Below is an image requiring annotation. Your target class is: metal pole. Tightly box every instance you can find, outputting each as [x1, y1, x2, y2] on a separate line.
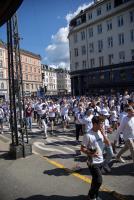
[9, 19, 18, 146]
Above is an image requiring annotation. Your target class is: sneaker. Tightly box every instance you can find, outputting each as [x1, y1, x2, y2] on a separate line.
[43, 136, 47, 139]
[116, 157, 125, 163]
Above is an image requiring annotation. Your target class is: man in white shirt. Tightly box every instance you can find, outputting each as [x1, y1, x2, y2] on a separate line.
[81, 116, 110, 200]
[116, 106, 134, 163]
[82, 109, 93, 134]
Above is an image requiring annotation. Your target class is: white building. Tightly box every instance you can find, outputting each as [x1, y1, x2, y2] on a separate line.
[0, 40, 8, 99]
[41, 64, 57, 95]
[56, 68, 71, 95]
[68, 0, 134, 95]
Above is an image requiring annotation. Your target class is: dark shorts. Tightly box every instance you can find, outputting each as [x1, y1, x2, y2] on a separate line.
[0, 118, 3, 124]
[49, 117, 55, 122]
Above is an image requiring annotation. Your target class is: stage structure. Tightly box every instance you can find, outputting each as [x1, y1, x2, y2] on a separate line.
[0, 0, 32, 158]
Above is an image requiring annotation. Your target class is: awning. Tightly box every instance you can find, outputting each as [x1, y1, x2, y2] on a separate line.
[0, 0, 23, 27]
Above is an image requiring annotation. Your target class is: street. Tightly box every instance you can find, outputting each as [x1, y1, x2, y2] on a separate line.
[0, 122, 134, 200]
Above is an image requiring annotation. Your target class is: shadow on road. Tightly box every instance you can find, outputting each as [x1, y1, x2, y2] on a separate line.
[15, 195, 86, 200]
[15, 192, 134, 200]
[0, 152, 15, 160]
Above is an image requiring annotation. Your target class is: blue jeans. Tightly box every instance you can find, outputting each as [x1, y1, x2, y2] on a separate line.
[26, 117, 32, 129]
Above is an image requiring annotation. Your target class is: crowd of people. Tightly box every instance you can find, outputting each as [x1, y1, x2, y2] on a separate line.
[0, 91, 134, 200]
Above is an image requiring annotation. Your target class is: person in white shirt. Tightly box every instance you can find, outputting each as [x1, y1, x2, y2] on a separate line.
[48, 101, 57, 135]
[81, 116, 110, 200]
[116, 106, 134, 163]
[40, 104, 48, 139]
[60, 100, 70, 131]
[82, 109, 93, 134]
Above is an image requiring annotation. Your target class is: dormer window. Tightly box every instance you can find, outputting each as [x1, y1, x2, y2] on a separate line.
[76, 18, 81, 26]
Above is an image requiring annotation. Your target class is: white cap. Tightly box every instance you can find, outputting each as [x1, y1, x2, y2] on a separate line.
[100, 109, 110, 116]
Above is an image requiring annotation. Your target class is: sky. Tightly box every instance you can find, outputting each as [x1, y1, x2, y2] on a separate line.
[0, 0, 93, 69]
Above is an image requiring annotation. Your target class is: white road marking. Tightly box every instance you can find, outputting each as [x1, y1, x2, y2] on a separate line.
[34, 142, 67, 154]
[46, 138, 78, 152]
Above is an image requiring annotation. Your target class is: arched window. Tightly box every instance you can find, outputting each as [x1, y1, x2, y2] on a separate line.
[1, 82, 4, 89]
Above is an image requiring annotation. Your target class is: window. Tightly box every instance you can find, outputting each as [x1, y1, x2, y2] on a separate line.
[98, 40, 103, 52]
[120, 70, 126, 80]
[89, 43, 94, 53]
[107, 20, 112, 31]
[0, 49, 2, 56]
[97, 7, 101, 16]
[25, 65, 28, 72]
[88, 27, 93, 38]
[74, 33, 78, 43]
[107, 36, 113, 48]
[130, 29, 134, 42]
[131, 49, 134, 60]
[1, 82, 4, 89]
[119, 51, 125, 62]
[118, 33, 124, 45]
[82, 60, 86, 69]
[90, 58, 95, 68]
[74, 48, 78, 57]
[100, 73, 104, 80]
[97, 24, 102, 34]
[81, 31, 85, 40]
[99, 56, 104, 67]
[130, 11, 134, 23]
[26, 75, 28, 80]
[117, 16, 124, 27]
[0, 60, 2, 67]
[88, 12, 92, 20]
[76, 18, 81, 26]
[81, 45, 86, 55]
[106, 2, 111, 11]
[108, 54, 113, 65]
[26, 84, 29, 89]
[0, 71, 3, 78]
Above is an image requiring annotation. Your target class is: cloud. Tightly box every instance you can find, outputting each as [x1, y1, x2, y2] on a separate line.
[44, 1, 93, 69]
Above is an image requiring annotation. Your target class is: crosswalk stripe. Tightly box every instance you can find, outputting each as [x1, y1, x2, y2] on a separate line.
[45, 138, 76, 153]
[34, 142, 67, 154]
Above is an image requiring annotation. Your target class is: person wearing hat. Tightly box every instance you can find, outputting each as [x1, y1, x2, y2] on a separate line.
[116, 106, 134, 163]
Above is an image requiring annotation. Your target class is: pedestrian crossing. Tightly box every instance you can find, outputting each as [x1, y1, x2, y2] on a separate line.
[33, 134, 82, 157]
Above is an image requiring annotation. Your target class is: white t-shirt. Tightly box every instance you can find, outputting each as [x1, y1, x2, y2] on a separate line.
[82, 115, 93, 133]
[48, 105, 56, 118]
[117, 116, 134, 141]
[82, 130, 104, 164]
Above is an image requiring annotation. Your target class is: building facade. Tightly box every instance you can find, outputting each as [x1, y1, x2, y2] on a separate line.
[0, 40, 42, 99]
[0, 40, 8, 99]
[20, 49, 42, 97]
[42, 64, 57, 95]
[68, 0, 134, 95]
[56, 68, 71, 95]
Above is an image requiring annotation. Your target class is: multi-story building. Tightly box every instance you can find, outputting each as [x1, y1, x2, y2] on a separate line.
[68, 0, 134, 95]
[20, 49, 42, 96]
[0, 40, 8, 99]
[41, 64, 57, 95]
[0, 40, 42, 98]
[56, 68, 71, 95]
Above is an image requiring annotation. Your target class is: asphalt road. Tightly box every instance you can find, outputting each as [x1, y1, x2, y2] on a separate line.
[0, 122, 134, 200]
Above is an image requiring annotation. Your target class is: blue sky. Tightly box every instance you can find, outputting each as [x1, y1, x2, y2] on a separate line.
[0, 0, 93, 69]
